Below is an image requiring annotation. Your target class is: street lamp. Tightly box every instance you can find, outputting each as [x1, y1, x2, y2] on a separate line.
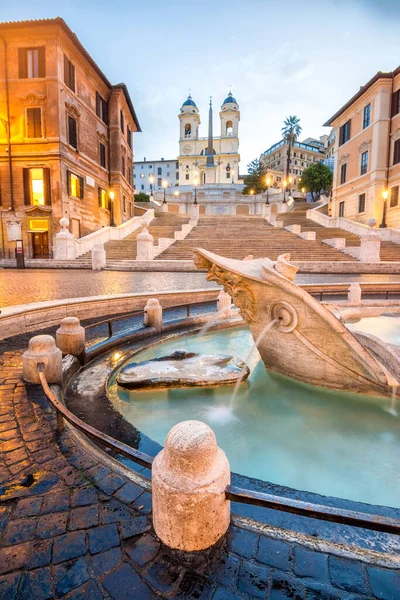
[250, 189, 254, 196]
[148, 174, 154, 199]
[109, 190, 115, 226]
[162, 180, 168, 204]
[288, 176, 293, 196]
[283, 180, 287, 203]
[380, 189, 389, 228]
[194, 177, 198, 204]
[265, 176, 271, 205]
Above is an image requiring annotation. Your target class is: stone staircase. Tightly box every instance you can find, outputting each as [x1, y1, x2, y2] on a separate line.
[75, 211, 190, 266]
[279, 202, 400, 262]
[155, 213, 354, 262]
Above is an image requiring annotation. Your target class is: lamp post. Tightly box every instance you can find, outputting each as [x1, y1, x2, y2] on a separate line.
[380, 190, 389, 228]
[109, 190, 115, 226]
[265, 176, 271, 205]
[288, 176, 293, 196]
[149, 174, 154, 199]
[162, 180, 168, 204]
[194, 177, 198, 205]
[283, 181, 287, 203]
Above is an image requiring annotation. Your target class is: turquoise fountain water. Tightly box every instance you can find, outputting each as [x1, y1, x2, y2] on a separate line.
[108, 320, 400, 509]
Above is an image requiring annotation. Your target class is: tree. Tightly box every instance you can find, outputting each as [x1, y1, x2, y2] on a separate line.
[134, 192, 150, 202]
[282, 115, 302, 179]
[242, 158, 267, 195]
[298, 163, 332, 199]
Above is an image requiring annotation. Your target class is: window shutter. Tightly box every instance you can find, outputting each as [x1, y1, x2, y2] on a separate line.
[66, 169, 71, 194]
[43, 168, 51, 205]
[96, 92, 101, 117]
[103, 99, 108, 125]
[18, 48, 27, 78]
[79, 176, 84, 199]
[68, 116, 77, 149]
[391, 91, 399, 118]
[23, 168, 31, 205]
[38, 47, 46, 77]
[64, 54, 69, 86]
[98, 187, 102, 207]
[70, 62, 75, 92]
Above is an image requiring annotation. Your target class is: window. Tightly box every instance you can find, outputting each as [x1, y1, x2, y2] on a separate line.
[127, 127, 132, 149]
[128, 166, 132, 185]
[98, 188, 108, 209]
[67, 170, 84, 199]
[226, 171, 231, 179]
[176, 162, 179, 169]
[340, 163, 347, 184]
[185, 123, 191, 137]
[64, 55, 75, 92]
[95, 92, 108, 124]
[122, 155, 125, 177]
[339, 120, 351, 146]
[157, 167, 162, 175]
[123, 195, 126, 213]
[339, 201, 345, 217]
[26, 107, 42, 138]
[23, 168, 51, 206]
[363, 104, 371, 129]
[390, 186, 399, 208]
[360, 151, 368, 175]
[176, 172, 179, 180]
[226, 120, 233, 135]
[391, 90, 400, 117]
[18, 47, 45, 78]
[120, 110, 124, 133]
[185, 174, 189, 180]
[157, 177, 162, 187]
[68, 116, 78, 149]
[141, 184, 144, 190]
[129, 202, 133, 217]
[394, 139, 400, 165]
[358, 193, 366, 213]
[99, 142, 106, 168]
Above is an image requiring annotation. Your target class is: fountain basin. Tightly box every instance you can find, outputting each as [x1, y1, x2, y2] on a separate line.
[116, 350, 249, 389]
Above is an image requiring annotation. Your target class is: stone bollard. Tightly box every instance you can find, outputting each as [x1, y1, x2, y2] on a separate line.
[152, 420, 230, 551]
[359, 235, 381, 263]
[348, 282, 362, 305]
[92, 243, 106, 270]
[136, 227, 154, 260]
[217, 290, 232, 317]
[143, 298, 163, 332]
[56, 317, 85, 356]
[22, 335, 62, 385]
[54, 218, 77, 260]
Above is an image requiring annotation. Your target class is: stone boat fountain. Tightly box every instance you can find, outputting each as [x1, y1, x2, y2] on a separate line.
[194, 249, 400, 398]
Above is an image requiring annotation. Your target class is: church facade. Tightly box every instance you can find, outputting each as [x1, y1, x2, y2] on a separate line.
[178, 93, 240, 186]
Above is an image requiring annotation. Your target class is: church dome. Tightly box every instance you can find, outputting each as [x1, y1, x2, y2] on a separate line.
[182, 94, 197, 108]
[222, 92, 238, 106]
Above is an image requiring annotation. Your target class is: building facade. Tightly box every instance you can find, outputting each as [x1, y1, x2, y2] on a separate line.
[133, 158, 179, 194]
[0, 18, 140, 259]
[325, 67, 400, 228]
[260, 137, 327, 188]
[178, 93, 240, 186]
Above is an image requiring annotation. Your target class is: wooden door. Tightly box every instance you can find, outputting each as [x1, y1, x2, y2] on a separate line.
[32, 232, 49, 258]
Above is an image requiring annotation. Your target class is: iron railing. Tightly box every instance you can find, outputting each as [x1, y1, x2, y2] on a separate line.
[37, 363, 400, 537]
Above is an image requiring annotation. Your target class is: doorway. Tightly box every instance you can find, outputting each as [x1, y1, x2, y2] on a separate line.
[32, 232, 49, 258]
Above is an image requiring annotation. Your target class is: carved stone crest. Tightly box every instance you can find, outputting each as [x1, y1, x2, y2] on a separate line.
[358, 138, 371, 152]
[21, 93, 46, 106]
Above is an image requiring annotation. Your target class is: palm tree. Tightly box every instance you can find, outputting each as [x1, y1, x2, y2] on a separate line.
[281, 115, 302, 187]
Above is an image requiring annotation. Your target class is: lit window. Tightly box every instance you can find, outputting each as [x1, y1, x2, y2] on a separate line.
[98, 188, 108, 209]
[31, 168, 45, 205]
[363, 104, 371, 129]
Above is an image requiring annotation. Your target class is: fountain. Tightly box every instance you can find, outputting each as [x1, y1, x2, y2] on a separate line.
[193, 249, 400, 398]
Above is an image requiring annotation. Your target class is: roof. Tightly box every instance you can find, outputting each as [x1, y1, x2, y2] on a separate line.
[0, 17, 141, 131]
[324, 66, 400, 126]
[223, 92, 238, 105]
[182, 94, 197, 108]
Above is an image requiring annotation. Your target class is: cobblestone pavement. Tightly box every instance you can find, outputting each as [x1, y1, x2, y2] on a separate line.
[1, 269, 400, 309]
[1, 348, 399, 599]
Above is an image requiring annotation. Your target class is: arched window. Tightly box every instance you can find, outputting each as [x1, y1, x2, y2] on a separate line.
[226, 120, 233, 135]
[185, 123, 191, 138]
[226, 164, 231, 179]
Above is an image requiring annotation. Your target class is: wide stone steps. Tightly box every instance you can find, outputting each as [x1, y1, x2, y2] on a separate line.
[75, 211, 190, 263]
[156, 216, 354, 261]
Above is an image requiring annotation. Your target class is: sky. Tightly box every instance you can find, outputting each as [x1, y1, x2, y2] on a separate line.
[2, 0, 399, 173]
